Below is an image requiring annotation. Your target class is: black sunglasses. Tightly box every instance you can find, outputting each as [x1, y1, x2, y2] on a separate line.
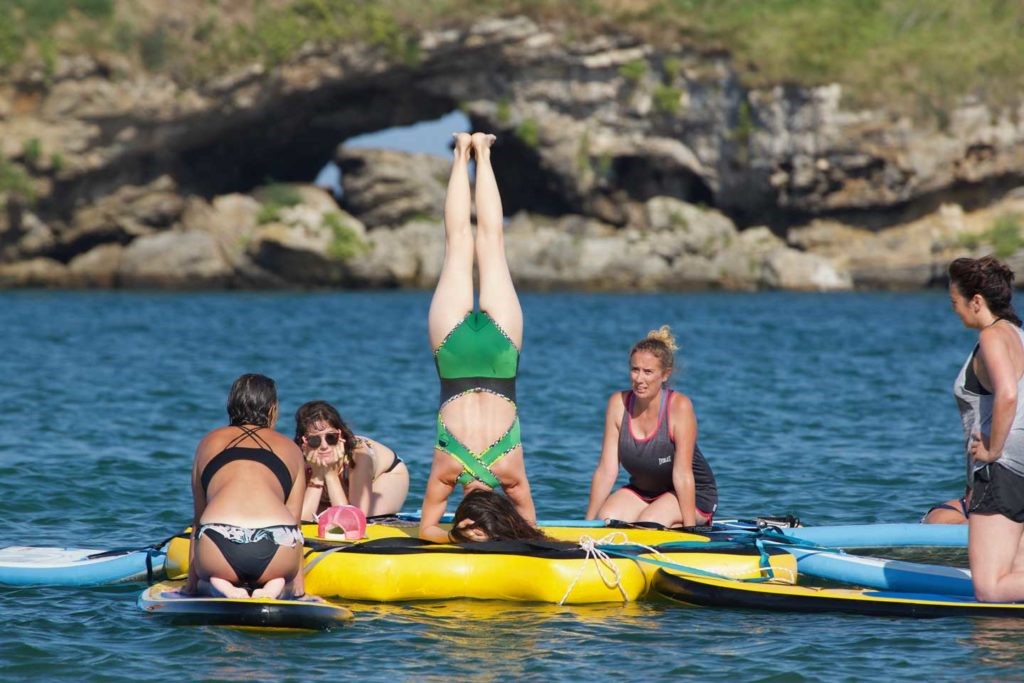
[304, 432, 341, 448]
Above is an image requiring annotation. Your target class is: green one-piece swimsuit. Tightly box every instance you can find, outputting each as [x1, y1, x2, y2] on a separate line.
[434, 311, 520, 488]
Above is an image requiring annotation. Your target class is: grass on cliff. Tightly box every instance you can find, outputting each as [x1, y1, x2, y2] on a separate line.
[960, 214, 1024, 259]
[636, 0, 1024, 117]
[0, 0, 114, 69]
[0, 157, 35, 206]
[324, 212, 368, 260]
[255, 182, 303, 224]
[2, 0, 1024, 120]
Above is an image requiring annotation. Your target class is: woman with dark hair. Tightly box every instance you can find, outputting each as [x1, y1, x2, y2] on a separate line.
[449, 490, 551, 543]
[585, 325, 717, 528]
[947, 255, 1024, 601]
[185, 374, 306, 599]
[418, 132, 536, 543]
[294, 400, 409, 520]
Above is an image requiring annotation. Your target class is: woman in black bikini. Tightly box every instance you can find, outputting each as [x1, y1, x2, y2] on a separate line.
[185, 374, 307, 599]
[295, 400, 410, 520]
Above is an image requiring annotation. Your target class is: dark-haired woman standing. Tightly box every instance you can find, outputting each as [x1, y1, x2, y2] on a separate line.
[948, 256, 1024, 602]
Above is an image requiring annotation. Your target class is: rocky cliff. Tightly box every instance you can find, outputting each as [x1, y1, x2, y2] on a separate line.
[2, 15, 1023, 290]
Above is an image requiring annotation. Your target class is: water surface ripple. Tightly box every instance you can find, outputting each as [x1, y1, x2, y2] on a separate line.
[0, 290, 1016, 680]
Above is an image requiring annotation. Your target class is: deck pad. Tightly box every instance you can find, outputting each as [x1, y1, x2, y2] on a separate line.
[138, 581, 352, 630]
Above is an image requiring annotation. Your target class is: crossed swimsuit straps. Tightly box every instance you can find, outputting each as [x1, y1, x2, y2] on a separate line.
[195, 426, 303, 589]
[434, 311, 521, 489]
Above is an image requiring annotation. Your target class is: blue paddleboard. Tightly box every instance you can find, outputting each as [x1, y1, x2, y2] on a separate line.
[777, 523, 967, 548]
[0, 546, 166, 586]
[394, 512, 969, 548]
[783, 546, 973, 596]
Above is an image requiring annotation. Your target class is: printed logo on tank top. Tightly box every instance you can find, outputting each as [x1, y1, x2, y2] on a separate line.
[658, 457, 672, 466]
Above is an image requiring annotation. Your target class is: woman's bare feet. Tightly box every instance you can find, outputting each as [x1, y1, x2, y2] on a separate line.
[452, 132, 472, 161]
[210, 576, 251, 599]
[470, 132, 496, 158]
[251, 577, 285, 599]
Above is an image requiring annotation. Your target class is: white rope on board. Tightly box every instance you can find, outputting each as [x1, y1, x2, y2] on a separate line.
[620, 536, 799, 583]
[766, 564, 796, 584]
[558, 533, 797, 605]
[559, 532, 632, 606]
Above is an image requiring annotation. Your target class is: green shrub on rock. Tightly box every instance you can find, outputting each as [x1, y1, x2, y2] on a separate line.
[619, 59, 647, 84]
[0, 157, 35, 205]
[986, 214, 1024, 258]
[515, 119, 540, 149]
[653, 85, 682, 115]
[324, 213, 368, 260]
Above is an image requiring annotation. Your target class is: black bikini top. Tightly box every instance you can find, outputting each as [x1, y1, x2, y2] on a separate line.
[965, 346, 993, 396]
[200, 426, 293, 499]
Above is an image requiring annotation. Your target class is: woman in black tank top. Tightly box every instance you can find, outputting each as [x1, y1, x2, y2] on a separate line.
[585, 326, 717, 528]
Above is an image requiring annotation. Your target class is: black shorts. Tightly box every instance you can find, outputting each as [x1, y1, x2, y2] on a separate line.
[969, 463, 1024, 523]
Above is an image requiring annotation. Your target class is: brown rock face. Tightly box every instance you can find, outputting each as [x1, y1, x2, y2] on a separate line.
[337, 147, 447, 229]
[2, 16, 1023, 290]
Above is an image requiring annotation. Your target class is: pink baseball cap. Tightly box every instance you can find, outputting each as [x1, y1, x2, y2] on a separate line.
[317, 505, 367, 540]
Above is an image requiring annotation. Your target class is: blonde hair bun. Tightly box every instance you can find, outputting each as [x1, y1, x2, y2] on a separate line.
[646, 325, 679, 353]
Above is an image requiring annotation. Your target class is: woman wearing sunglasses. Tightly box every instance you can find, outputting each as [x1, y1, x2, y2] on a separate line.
[294, 400, 409, 520]
[419, 132, 536, 543]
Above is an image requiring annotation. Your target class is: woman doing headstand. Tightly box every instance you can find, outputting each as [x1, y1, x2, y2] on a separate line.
[418, 132, 536, 543]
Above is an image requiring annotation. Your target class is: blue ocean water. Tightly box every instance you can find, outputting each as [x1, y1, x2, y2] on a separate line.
[1, 289, 1020, 680]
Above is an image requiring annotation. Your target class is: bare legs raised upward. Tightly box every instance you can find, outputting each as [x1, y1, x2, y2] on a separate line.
[419, 133, 535, 542]
[428, 133, 522, 349]
[428, 133, 475, 347]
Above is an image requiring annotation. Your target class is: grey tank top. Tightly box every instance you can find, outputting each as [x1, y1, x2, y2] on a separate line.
[955, 325, 1024, 478]
[618, 389, 718, 513]
[954, 344, 985, 485]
